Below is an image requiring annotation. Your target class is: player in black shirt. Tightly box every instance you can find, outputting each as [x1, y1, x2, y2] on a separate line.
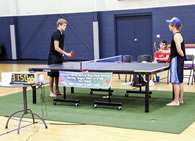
[48, 18, 72, 97]
[160, 17, 186, 106]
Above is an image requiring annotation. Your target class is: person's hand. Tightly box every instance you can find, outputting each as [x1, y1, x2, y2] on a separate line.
[158, 49, 163, 53]
[63, 52, 71, 57]
[154, 58, 158, 62]
[152, 61, 157, 63]
[66, 53, 71, 57]
[63, 51, 74, 58]
[181, 55, 185, 60]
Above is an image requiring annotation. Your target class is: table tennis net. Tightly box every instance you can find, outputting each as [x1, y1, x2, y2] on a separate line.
[84, 55, 122, 63]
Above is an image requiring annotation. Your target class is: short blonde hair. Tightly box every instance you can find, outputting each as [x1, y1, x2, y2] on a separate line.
[56, 18, 67, 26]
[170, 23, 182, 31]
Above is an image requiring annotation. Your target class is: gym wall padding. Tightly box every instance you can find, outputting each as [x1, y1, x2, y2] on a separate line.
[15, 13, 95, 60]
[0, 17, 12, 59]
[0, 5, 195, 60]
[99, 5, 195, 58]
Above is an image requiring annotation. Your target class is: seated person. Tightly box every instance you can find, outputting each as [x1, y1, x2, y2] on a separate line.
[154, 40, 170, 63]
[150, 40, 170, 86]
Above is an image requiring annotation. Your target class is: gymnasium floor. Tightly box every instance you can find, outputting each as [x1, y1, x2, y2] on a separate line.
[0, 63, 195, 141]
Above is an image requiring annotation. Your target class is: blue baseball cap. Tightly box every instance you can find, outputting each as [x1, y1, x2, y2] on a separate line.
[166, 17, 182, 27]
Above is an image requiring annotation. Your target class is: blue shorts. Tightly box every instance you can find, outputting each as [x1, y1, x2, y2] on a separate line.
[170, 56, 184, 83]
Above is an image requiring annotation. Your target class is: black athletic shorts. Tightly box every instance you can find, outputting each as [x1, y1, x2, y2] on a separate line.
[48, 54, 63, 77]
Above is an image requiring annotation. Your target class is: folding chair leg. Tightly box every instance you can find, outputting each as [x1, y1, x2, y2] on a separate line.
[188, 69, 192, 85]
[167, 70, 169, 84]
[155, 74, 157, 81]
[129, 74, 132, 82]
[192, 69, 195, 85]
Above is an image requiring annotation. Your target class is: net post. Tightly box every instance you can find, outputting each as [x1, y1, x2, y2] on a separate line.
[80, 62, 82, 71]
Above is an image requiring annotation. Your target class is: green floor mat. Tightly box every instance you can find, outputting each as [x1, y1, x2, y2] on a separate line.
[0, 87, 194, 134]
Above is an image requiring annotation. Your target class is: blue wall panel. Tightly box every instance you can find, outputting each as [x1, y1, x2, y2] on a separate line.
[152, 6, 195, 44]
[99, 9, 153, 58]
[0, 5, 195, 60]
[99, 5, 195, 58]
[15, 13, 95, 60]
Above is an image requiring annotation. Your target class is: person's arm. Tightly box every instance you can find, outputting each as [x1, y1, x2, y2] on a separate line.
[174, 34, 184, 57]
[54, 40, 71, 57]
[155, 55, 169, 61]
[158, 49, 170, 54]
[153, 51, 158, 62]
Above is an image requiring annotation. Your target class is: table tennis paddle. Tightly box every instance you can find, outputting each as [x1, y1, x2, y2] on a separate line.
[154, 42, 159, 51]
[70, 51, 74, 58]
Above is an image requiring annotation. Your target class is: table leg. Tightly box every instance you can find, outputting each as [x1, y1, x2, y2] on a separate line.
[5, 110, 24, 129]
[17, 113, 26, 134]
[71, 87, 74, 93]
[53, 86, 80, 105]
[5, 86, 48, 134]
[30, 112, 48, 129]
[23, 87, 28, 114]
[145, 73, 150, 112]
[27, 109, 35, 124]
[32, 86, 36, 104]
[64, 86, 66, 99]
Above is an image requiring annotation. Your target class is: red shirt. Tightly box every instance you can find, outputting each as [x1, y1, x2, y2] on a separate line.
[154, 48, 170, 63]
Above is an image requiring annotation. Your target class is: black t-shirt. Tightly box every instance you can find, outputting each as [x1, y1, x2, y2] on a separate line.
[49, 29, 64, 57]
[170, 32, 186, 60]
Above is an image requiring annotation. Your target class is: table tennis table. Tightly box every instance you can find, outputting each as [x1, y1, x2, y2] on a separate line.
[29, 55, 170, 112]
